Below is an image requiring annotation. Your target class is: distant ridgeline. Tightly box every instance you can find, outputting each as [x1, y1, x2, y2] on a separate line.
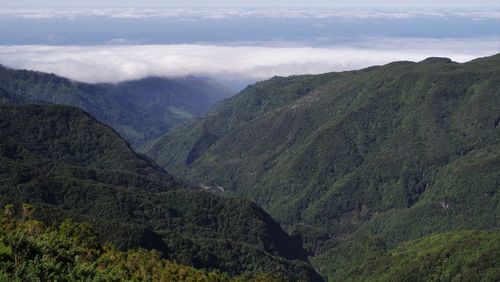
[0, 65, 233, 147]
[0, 104, 321, 281]
[144, 54, 500, 280]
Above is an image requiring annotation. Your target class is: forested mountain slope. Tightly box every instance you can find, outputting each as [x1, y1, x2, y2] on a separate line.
[0, 65, 232, 147]
[0, 104, 320, 281]
[314, 230, 500, 281]
[0, 87, 26, 105]
[145, 54, 500, 278]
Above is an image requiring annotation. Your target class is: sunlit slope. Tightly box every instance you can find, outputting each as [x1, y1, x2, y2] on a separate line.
[146, 54, 500, 240]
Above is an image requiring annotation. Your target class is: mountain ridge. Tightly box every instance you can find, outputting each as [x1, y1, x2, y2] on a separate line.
[0, 64, 233, 147]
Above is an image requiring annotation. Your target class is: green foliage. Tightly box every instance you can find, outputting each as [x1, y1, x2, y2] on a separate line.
[0, 65, 232, 147]
[0, 207, 287, 282]
[0, 105, 321, 281]
[315, 230, 500, 281]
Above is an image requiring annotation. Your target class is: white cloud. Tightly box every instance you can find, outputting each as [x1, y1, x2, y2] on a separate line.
[0, 38, 498, 85]
[0, 7, 499, 20]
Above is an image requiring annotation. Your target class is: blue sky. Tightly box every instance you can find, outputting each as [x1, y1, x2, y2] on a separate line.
[4, 0, 500, 7]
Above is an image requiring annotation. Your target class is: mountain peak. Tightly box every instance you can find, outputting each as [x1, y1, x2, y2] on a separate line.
[420, 57, 454, 64]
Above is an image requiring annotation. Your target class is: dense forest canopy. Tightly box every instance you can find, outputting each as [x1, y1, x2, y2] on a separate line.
[144, 54, 500, 279]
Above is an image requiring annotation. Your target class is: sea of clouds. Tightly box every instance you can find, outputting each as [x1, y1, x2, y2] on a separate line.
[0, 7, 498, 87]
[0, 38, 498, 86]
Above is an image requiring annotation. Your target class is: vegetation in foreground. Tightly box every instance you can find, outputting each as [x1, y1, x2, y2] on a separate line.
[0, 204, 286, 281]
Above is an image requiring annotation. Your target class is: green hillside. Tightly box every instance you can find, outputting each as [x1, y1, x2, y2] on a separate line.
[0, 104, 320, 281]
[0, 65, 232, 147]
[145, 54, 500, 276]
[314, 230, 500, 281]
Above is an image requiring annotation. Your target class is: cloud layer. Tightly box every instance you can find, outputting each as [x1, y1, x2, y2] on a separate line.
[1, 7, 499, 20]
[0, 38, 498, 85]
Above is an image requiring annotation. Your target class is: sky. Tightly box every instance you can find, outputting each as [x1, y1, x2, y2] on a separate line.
[0, 1, 499, 90]
[3, 0, 500, 7]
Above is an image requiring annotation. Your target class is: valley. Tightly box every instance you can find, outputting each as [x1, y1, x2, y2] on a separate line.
[0, 54, 499, 281]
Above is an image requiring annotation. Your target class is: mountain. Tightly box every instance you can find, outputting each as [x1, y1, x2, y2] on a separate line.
[0, 104, 321, 281]
[0, 87, 26, 104]
[144, 54, 500, 277]
[0, 65, 232, 147]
